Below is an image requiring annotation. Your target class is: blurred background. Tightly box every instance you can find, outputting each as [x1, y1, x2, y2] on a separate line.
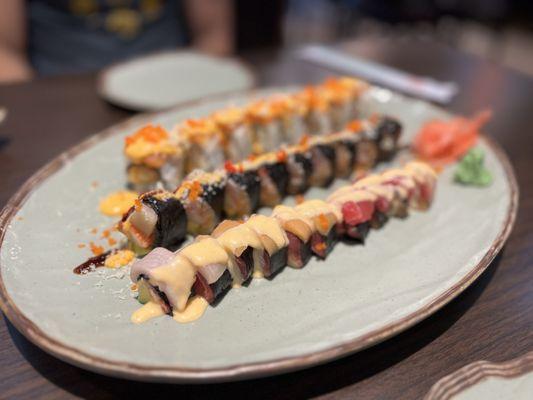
[0, 0, 532, 83]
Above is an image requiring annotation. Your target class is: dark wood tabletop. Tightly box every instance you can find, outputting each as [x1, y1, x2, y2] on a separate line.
[0, 38, 532, 399]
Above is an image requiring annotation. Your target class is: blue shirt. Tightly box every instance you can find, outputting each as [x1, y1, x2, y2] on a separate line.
[28, 0, 186, 75]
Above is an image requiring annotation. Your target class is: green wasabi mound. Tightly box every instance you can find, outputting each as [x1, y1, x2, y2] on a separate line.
[454, 148, 492, 187]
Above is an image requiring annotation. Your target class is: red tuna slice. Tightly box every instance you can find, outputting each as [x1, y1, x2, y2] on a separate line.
[341, 200, 375, 226]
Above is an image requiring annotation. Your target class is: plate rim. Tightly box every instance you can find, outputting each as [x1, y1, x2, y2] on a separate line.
[96, 49, 257, 112]
[0, 90, 519, 383]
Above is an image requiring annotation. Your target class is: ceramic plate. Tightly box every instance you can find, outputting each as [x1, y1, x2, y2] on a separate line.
[0, 87, 518, 382]
[98, 51, 255, 111]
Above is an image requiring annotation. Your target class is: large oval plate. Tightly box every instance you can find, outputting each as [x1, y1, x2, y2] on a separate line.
[0, 87, 518, 382]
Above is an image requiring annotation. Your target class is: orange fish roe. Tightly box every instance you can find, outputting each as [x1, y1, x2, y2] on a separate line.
[134, 199, 142, 212]
[276, 149, 288, 163]
[101, 229, 111, 239]
[317, 214, 330, 232]
[347, 120, 363, 132]
[130, 283, 138, 291]
[295, 195, 305, 205]
[90, 227, 98, 234]
[108, 237, 117, 246]
[247, 154, 257, 161]
[77, 244, 86, 249]
[179, 180, 203, 201]
[224, 160, 237, 173]
[125, 125, 168, 147]
[89, 242, 104, 256]
[298, 134, 310, 148]
[314, 242, 327, 252]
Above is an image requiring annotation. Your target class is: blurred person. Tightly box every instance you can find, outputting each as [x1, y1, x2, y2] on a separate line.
[0, 0, 234, 83]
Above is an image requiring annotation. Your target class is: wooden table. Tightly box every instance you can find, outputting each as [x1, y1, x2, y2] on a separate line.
[0, 38, 531, 399]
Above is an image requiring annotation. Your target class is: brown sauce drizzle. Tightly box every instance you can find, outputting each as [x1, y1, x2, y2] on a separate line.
[73, 250, 116, 275]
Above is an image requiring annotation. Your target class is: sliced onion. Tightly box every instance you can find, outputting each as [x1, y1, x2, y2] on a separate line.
[198, 263, 226, 284]
[130, 204, 157, 237]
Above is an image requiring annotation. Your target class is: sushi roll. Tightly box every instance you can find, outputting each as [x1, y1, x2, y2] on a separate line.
[212, 220, 265, 286]
[131, 248, 196, 314]
[179, 237, 233, 304]
[327, 187, 376, 241]
[325, 77, 368, 129]
[353, 175, 397, 225]
[404, 161, 437, 210]
[374, 117, 402, 162]
[270, 94, 307, 144]
[308, 136, 337, 187]
[299, 86, 332, 135]
[246, 152, 289, 208]
[211, 106, 254, 162]
[176, 118, 225, 173]
[223, 161, 261, 218]
[295, 200, 339, 258]
[246, 99, 285, 154]
[244, 214, 289, 278]
[119, 190, 188, 255]
[272, 205, 314, 268]
[124, 125, 185, 192]
[285, 143, 313, 195]
[175, 170, 226, 235]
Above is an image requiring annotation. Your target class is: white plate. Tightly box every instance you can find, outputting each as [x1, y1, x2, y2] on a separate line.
[0, 87, 518, 382]
[98, 51, 255, 111]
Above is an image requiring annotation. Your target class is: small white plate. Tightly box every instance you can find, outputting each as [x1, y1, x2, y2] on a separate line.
[0, 87, 518, 383]
[97, 51, 255, 111]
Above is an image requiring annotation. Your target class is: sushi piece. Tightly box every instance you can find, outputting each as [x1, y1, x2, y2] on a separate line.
[211, 106, 254, 162]
[176, 118, 225, 172]
[246, 100, 285, 154]
[244, 214, 289, 278]
[212, 220, 265, 286]
[131, 248, 195, 314]
[404, 161, 438, 210]
[270, 94, 307, 144]
[353, 175, 397, 225]
[322, 77, 368, 130]
[272, 205, 314, 268]
[308, 137, 337, 187]
[285, 144, 313, 195]
[180, 237, 233, 303]
[295, 200, 340, 258]
[119, 190, 187, 255]
[223, 162, 261, 218]
[176, 170, 226, 235]
[327, 187, 376, 241]
[246, 152, 289, 208]
[373, 117, 403, 162]
[299, 86, 332, 135]
[124, 125, 185, 192]
[319, 130, 359, 178]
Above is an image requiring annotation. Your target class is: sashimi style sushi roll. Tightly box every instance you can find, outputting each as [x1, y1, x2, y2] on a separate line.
[212, 220, 264, 286]
[247, 153, 289, 207]
[175, 170, 226, 235]
[295, 200, 340, 258]
[244, 214, 289, 278]
[120, 190, 188, 255]
[176, 118, 225, 172]
[327, 187, 376, 241]
[223, 162, 261, 218]
[272, 205, 314, 268]
[353, 175, 397, 226]
[124, 125, 186, 192]
[211, 106, 254, 162]
[246, 100, 284, 154]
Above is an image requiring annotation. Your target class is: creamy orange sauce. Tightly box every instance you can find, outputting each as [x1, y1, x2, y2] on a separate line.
[99, 191, 138, 217]
[104, 250, 135, 268]
[172, 296, 209, 323]
[131, 301, 165, 324]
